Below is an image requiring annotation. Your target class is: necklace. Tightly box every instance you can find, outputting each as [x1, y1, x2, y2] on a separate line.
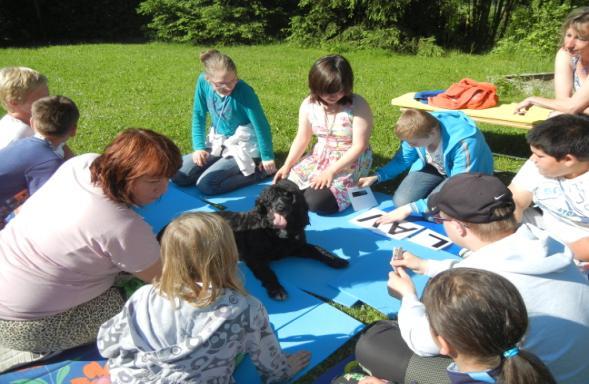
[323, 105, 339, 134]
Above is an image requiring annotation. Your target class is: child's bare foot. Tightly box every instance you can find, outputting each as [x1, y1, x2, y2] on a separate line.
[287, 350, 312, 377]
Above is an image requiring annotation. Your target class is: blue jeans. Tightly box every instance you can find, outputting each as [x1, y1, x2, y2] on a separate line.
[172, 153, 267, 195]
[392, 164, 447, 207]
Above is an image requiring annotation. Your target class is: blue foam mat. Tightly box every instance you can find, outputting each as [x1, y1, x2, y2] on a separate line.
[234, 302, 363, 383]
[137, 182, 461, 311]
[237, 263, 366, 382]
[0, 263, 363, 384]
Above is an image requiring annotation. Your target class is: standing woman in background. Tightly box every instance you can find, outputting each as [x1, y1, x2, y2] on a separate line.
[515, 7, 589, 116]
[273, 54, 372, 214]
[173, 49, 277, 195]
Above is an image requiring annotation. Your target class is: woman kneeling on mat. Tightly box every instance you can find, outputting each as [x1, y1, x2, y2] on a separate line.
[0, 128, 181, 373]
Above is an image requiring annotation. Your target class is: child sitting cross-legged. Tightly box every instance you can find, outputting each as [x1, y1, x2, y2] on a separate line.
[97, 212, 311, 384]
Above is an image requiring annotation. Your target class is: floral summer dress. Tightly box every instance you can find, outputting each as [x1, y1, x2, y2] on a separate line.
[288, 96, 372, 211]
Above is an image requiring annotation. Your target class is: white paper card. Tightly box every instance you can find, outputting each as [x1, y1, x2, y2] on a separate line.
[378, 221, 425, 240]
[351, 208, 386, 230]
[409, 228, 452, 250]
[347, 187, 378, 211]
[351, 209, 425, 240]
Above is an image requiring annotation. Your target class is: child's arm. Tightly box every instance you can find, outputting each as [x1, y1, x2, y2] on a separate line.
[388, 265, 440, 356]
[374, 141, 419, 184]
[246, 300, 290, 382]
[191, 74, 210, 152]
[273, 98, 314, 183]
[241, 85, 275, 164]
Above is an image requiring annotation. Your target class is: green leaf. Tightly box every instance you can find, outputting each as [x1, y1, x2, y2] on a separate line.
[55, 365, 71, 384]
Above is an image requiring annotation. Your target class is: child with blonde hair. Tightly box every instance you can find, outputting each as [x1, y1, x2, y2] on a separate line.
[173, 49, 277, 195]
[98, 212, 311, 383]
[0, 67, 49, 149]
[358, 108, 492, 224]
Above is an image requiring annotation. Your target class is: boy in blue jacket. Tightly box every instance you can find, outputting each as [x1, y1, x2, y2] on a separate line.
[359, 108, 493, 224]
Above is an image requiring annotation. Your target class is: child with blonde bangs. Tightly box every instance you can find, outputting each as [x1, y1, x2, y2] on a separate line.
[0, 67, 49, 149]
[98, 212, 311, 384]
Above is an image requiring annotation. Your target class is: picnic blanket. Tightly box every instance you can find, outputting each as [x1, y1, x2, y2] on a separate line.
[391, 92, 552, 129]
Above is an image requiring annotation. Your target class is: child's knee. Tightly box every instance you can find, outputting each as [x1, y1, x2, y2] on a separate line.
[392, 191, 413, 208]
[171, 171, 194, 187]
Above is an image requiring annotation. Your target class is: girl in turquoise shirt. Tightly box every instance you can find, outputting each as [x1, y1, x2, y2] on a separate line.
[173, 49, 276, 195]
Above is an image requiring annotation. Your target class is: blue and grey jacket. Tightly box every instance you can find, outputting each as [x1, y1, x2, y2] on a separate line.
[375, 111, 493, 214]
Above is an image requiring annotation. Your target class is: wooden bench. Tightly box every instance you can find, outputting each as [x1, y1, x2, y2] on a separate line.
[391, 92, 552, 129]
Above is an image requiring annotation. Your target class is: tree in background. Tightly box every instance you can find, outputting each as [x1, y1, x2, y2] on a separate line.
[0, 0, 585, 54]
[494, 0, 585, 56]
[137, 0, 297, 45]
[287, 0, 411, 51]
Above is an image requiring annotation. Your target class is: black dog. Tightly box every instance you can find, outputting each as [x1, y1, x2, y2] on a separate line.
[216, 179, 349, 300]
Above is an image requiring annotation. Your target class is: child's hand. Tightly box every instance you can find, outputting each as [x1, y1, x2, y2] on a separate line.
[192, 150, 209, 167]
[391, 250, 427, 275]
[375, 204, 412, 225]
[358, 175, 378, 188]
[310, 170, 334, 189]
[387, 266, 417, 300]
[286, 350, 312, 377]
[359, 376, 390, 384]
[260, 160, 277, 175]
[272, 166, 291, 184]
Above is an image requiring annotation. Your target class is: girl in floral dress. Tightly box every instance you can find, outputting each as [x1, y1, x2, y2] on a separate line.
[273, 54, 373, 214]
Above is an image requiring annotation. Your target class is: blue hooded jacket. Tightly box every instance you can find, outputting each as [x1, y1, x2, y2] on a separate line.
[375, 111, 493, 213]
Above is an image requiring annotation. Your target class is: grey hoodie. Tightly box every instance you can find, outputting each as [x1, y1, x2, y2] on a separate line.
[97, 286, 289, 384]
[399, 224, 589, 384]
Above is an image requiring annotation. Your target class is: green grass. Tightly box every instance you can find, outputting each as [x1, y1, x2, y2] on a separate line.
[0, 43, 554, 382]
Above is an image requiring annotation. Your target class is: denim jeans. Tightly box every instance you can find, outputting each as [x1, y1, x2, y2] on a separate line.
[172, 153, 267, 195]
[392, 164, 447, 207]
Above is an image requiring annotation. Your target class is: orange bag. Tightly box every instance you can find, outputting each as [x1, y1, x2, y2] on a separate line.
[428, 78, 498, 110]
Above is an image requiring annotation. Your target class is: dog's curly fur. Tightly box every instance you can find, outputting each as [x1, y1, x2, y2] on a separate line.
[216, 179, 349, 300]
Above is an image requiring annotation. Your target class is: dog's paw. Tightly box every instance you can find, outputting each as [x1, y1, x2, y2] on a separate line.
[315, 245, 349, 269]
[268, 286, 288, 301]
[328, 256, 349, 269]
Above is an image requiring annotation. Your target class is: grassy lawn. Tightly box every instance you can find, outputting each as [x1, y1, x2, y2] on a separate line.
[0, 43, 553, 382]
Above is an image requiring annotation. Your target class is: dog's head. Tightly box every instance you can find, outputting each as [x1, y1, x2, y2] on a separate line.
[255, 179, 309, 230]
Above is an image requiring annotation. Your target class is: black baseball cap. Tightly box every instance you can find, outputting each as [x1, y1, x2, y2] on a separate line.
[427, 173, 515, 223]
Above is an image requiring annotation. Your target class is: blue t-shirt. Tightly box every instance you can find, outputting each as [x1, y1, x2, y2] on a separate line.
[0, 136, 64, 219]
[447, 362, 499, 383]
[191, 73, 274, 161]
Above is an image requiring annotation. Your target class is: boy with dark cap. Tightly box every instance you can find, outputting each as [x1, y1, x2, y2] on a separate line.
[353, 173, 589, 384]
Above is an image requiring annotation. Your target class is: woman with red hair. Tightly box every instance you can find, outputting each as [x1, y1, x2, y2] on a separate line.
[0, 128, 181, 372]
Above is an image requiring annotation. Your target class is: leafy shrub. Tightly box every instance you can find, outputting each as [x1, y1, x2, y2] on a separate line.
[287, 0, 410, 50]
[493, 0, 573, 56]
[415, 36, 445, 57]
[138, 0, 295, 45]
